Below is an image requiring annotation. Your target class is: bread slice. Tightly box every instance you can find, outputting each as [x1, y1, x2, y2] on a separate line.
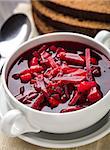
[32, 1, 110, 37]
[47, 0, 110, 14]
[40, 0, 110, 22]
[32, 10, 57, 34]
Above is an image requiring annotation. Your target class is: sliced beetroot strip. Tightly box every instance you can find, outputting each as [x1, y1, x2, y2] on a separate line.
[20, 73, 32, 83]
[49, 45, 57, 52]
[18, 95, 27, 102]
[35, 75, 49, 97]
[81, 55, 97, 65]
[69, 91, 81, 106]
[30, 65, 44, 73]
[47, 81, 61, 89]
[52, 76, 86, 84]
[85, 48, 94, 81]
[61, 67, 77, 74]
[31, 94, 44, 110]
[85, 48, 91, 73]
[60, 105, 83, 113]
[77, 81, 97, 93]
[44, 67, 60, 78]
[40, 80, 49, 97]
[64, 85, 69, 99]
[29, 57, 38, 66]
[59, 52, 85, 66]
[87, 87, 103, 103]
[56, 47, 66, 53]
[47, 56, 58, 68]
[20, 69, 31, 75]
[63, 69, 87, 77]
[37, 45, 48, 54]
[48, 97, 60, 108]
[12, 73, 20, 80]
[27, 92, 38, 100]
[41, 51, 50, 59]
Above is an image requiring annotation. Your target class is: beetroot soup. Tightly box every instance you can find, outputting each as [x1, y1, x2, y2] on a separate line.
[7, 41, 110, 113]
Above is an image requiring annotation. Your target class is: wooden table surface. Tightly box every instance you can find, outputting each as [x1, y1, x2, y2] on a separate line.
[0, 1, 110, 150]
[0, 132, 110, 150]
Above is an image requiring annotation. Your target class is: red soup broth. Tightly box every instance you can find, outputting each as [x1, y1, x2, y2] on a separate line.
[7, 41, 110, 113]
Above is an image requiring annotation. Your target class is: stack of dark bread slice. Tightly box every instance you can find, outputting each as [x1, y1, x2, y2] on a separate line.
[31, 0, 110, 37]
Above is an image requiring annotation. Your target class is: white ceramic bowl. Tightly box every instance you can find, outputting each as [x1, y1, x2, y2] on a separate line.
[1, 31, 110, 137]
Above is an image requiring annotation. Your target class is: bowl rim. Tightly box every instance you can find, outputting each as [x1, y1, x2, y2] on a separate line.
[2, 32, 110, 116]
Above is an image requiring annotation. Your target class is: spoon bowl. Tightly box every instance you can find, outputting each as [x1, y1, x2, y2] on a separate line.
[0, 13, 31, 73]
[0, 14, 31, 42]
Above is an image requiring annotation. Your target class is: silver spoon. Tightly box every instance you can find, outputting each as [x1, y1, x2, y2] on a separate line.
[0, 13, 31, 73]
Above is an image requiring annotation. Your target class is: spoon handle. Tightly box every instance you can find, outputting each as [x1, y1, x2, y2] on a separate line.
[0, 57, 5, 74]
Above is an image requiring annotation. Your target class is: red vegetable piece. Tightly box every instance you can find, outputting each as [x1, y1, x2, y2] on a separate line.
[58, 52, 85, 65]
[30, 79, 36, 84]
[20, 69, 31, 75]
[40, 60, 50, 68]
[22, 96, 31, 104]
[56, 47, 66, 53]
[60, 94, 68, 103]
[18, 95, 27, 103]
[44, 67, 60, 78]
[85, 48, 91, 72]
[47, 88, 54, 95]
[32, 51, 39, 57]
[71, 69, 87, 76]
[12, 73, 20, 80]
[23, 99, 31, 104]
[87, 87, 102, 102]
[34, 84, 41, 93]
[91, 66, 101, 77]
[18, 95, 32, 104]
[44, 77, 50, 84]
[27, 92, 38, 100]
[35, 74, 49, 97]
[29, 57, 38, 66]
[20, 73, 32, 83]
[77, 81, 96, 92]
[90, 57, 97, 65]
[20, 86, 25, 95]
[47, 56, 58, 68]
[47, 81, 61, 89]
[78, 93, 87, 104]
[55, 86, 64, 95]
[81, 56, 97, 65]
[63, 69, 87, 77]
[47, 81, 62, 96]
[52, 76, 86, 84]
[41, 51, 50, 59]
[31, 94, 44, 110]
[38, 45, 48, 54]
[60, 106, 83, 113]
[85, 48, 94, 81]
[52, 94, 60, 100]
[49, 45, 57, 52]
[69, 91, 81, 106]
[48, 97, 60, 108]
[57, 52, 66, 59]
[40, 80, 48, 97]
[64, 85, 69, 99]
[62, 67, 77, 74]
[30, 65, 44, 73]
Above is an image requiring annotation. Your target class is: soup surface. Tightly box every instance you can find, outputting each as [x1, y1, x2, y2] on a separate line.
[7, 41, 110, 113]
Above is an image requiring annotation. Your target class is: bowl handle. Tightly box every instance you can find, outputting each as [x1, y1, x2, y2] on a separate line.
[0, 109, 40, 137]
[94, 30, 110, 48]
